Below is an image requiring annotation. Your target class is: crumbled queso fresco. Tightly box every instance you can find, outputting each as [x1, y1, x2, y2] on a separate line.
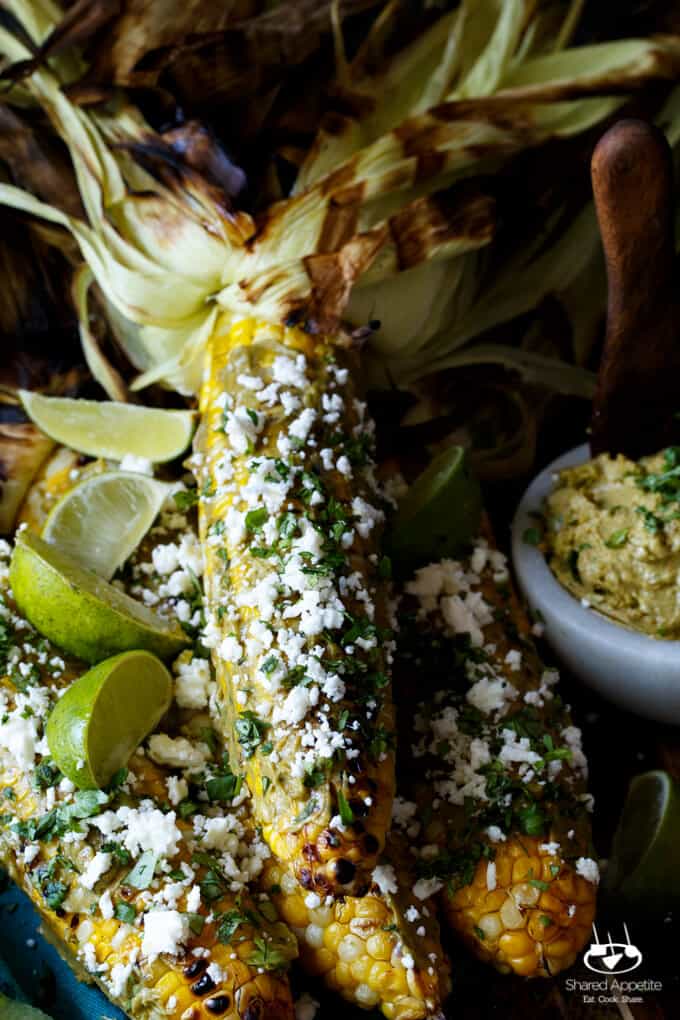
[0, 508, 291, 1001]
[194, 341, 395, 847]
[388, 540, 599, 904]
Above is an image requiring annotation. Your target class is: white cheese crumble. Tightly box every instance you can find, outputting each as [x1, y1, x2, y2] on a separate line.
[147, 735, 209, 769]
[142, 910, 190, 960]
[116, 804, 182, 859]
[119, 454, 153, 475]
[575, 857, 600, 884]
[173, 652, 212, 709]
[80, 852, 113, 890]
[372, 864, 398, 896]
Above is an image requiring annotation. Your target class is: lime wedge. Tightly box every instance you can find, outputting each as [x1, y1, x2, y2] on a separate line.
[0, 997, 54, 1020]
[18, 391, 195, 463]
[604, 770, 680, 915]
[46, 650, 172, 789]
[387, 445, 482, 576]
[42, 471, 171, 580]
[10, 531, 188, 663]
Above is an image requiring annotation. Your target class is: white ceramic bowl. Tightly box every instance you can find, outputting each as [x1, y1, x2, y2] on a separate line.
[512, 443, 680, 724]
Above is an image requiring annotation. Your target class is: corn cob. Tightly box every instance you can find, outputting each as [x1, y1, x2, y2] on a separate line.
[195, 317, 396, 898]
[0, 532, 297, 1020]
[262, 832, 450, 1020]
[394, 527, 597, 978]
[15, 446, 86, 532]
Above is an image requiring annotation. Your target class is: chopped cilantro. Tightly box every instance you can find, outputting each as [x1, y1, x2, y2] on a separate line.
[42, 879, 68, 911]
[186, 912, 205, 935]
[34, 761, 61, 790]
[303, 763, 327, 789]
[337, 789, 355, 826]
[114, 902, 137, 924]
[517, 803, 546, 837]
[245, 508, 268, 532]
[173, 488, 199, 510]
[0, 618, 13, 674]
[636, 506, 664, 532]
[247, 937, 289, 971]
[217, 907, 252, 943]
[101, 842, 131, 866]
[106, 767, 128, 791]
[178, 799, 199, 819]
[604, 529, 628, 549]
[235, 712, 269, 759]
[206, 764, 243, 803]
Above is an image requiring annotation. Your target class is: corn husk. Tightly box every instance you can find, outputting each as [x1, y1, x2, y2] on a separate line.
[0, 0, 679, 406]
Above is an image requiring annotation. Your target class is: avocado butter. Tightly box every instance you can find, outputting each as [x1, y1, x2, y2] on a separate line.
[544, 447, 680, 638]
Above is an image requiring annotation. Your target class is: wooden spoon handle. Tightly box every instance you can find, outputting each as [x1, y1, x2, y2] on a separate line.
[590, 118, 679, 459]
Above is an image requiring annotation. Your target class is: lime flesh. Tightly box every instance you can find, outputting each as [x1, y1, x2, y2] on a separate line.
[604, 770, 680, 915]
[19, 391, 195, 463]
[387, 445, 482, 576]
[42, 471, 171, 580]
[46, 650, 172, 789]
[10, 531, 188, 663]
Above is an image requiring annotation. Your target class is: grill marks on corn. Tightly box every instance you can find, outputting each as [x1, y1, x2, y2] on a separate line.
[392, 533, 598, 978]
[263, 854, 450, 1020]
[195, 320, 395, 895]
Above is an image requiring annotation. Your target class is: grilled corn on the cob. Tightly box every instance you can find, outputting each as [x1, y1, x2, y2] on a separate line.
[0, 522, 297, 1020]
[195, 318, 396, 898]
[262, 833, 450, 1020]
[394, 529, 597, 978]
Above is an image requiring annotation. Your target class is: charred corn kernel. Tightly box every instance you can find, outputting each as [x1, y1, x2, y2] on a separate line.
[17, 448, 107, 531]
[395, 524, 598, 979]
[195, 318, 395, 896]
[0, 543, 295, 1020]
[262, 854, 450, 1019]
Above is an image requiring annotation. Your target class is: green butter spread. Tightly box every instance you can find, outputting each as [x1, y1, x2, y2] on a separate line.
[545, 448, 680, 638]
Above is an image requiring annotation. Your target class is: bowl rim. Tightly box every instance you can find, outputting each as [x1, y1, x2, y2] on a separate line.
[511, 442, 680, 662]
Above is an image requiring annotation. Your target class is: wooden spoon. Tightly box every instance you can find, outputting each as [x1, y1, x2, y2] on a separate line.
[590, 118, 680, 459]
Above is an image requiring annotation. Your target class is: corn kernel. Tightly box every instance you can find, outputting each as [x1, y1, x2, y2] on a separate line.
[499, 930, 534, 957]
[499, 898, 526, 930]
[366, 932, 392, 961]
[338, 934, 364, 963]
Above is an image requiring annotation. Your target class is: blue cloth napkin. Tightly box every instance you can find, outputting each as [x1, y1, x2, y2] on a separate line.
[0, 877, 126, 1020]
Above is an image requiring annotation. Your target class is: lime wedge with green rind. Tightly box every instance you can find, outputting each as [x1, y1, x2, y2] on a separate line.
[10, 531, 188, 663]
[42, 471, 171, 580]
[0, 997, 54, 1020]
[604, 770, 680, 915]
[387, 445, 482, 576]
[46, 650, 172, 789]
[19, 391, 195, 463]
